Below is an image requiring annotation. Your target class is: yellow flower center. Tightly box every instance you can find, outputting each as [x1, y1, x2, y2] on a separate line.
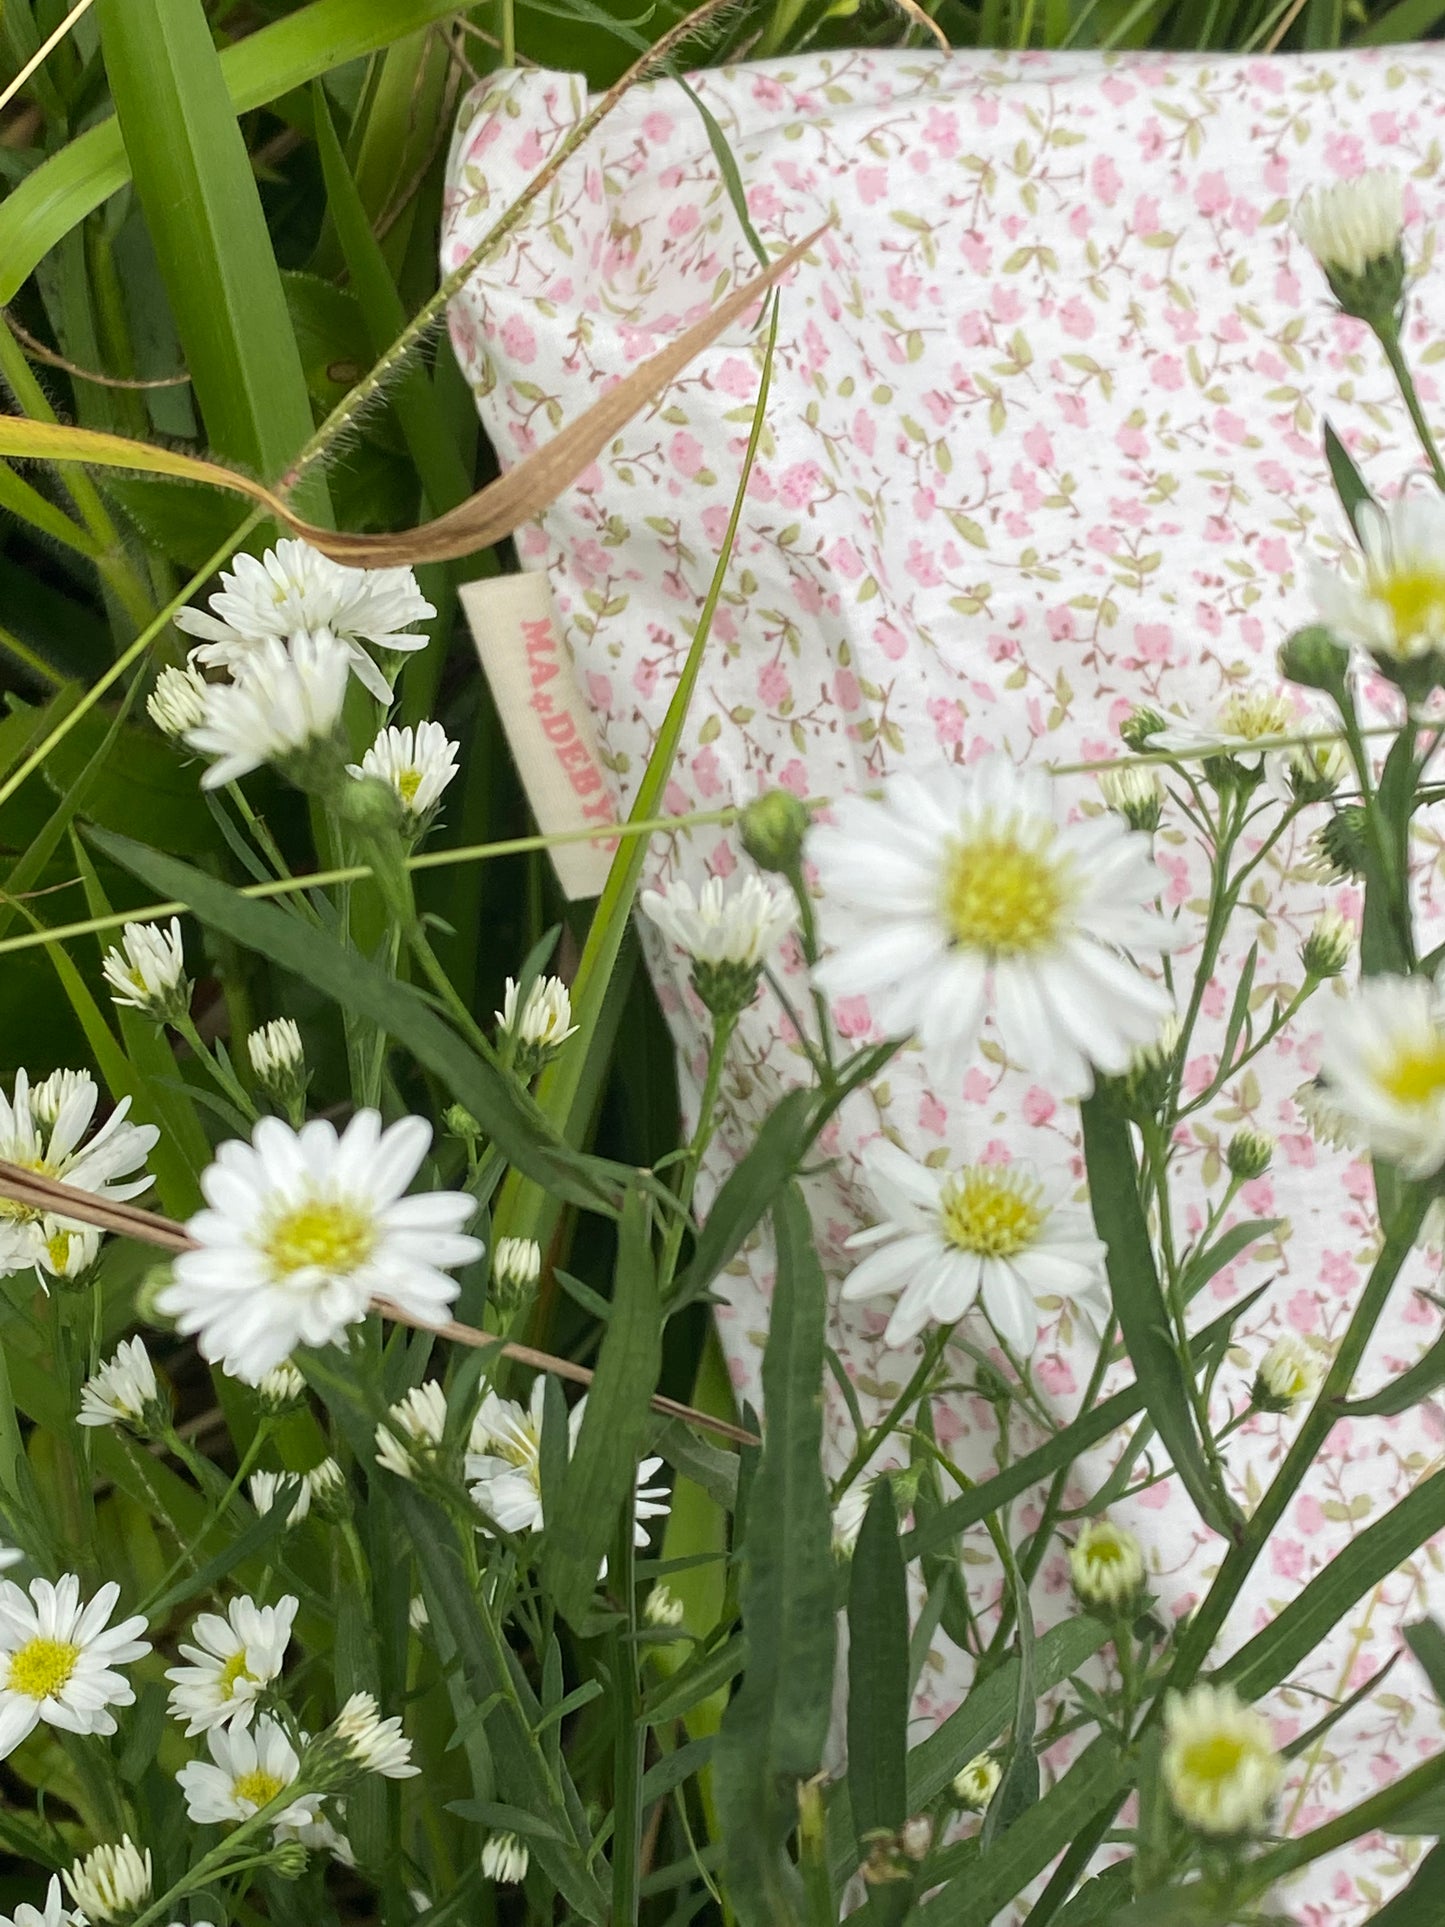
[232, 1768, 285, 1809]
[939, 1167, 1046, 1257]
[1377, 1036, 1445, 1107]
[940, 829, 1071, 956]
[8, 1637, 80, 1701]
[1375, 565, 1445, 644]
[217, 1650, 254, 1700]
[1216, 690, 1293, 742]
[396, 768, 423, 806]
[1085, 1537, 1128, 1569]
[263, 1199, 375, 1279]
[0, 1156, 54, 1224]
[1178, 1734, 1248, 1787]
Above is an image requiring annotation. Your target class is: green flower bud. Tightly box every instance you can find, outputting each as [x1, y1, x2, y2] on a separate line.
[1119, 706, 1165, 752]
[1277, 625, 1351, 699]
[1301, 911, 1352, 980]
[740, 789, 811, 874]
[1309, 805, 1369, 882]
[1225, 1127, 1274, 1182]
[443, 1103, 483, 1141]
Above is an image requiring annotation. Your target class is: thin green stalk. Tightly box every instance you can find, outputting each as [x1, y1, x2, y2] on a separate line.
[1378, 322, 1445, 491]
[658, 1009, 738, 1288]
[609, 1509, 643, 1927]
[834, 1323, 952, 1498]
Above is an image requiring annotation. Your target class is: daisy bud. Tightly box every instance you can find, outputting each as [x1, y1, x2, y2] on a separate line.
[898, 1815, 933, 1862]
[481, 1833, 529, 1885]
[322, 1690, 419, 1784]
[246, 1019, 306, 1107]
[640, 874, 797, 1021]
[1119, 705, 1165, 751]
[831, 1479, 872, 1561]
[250, 1470, 310, 1525]
[740, 788, 811, 874]
[77, 1338, 169, 1439]
[643, 1584, 686, 1629]
[1225, 1127, 1274, 1182]
[496, 975, 578, 1079]
[1253, 1334, 1321, 1414]
[951, 1753, 1001, 1813]
[1283, 734, 1346, 805]
[101, 918, 190, 1026]
[443, 1103, 482, 1141]
[408, 1594, 429, 1633]
[29, 1068, 91, 1129]
[65, 1836, 152, 1921]
[1068, 1517, 1146, 1612]
[1301, 911, 1352, 981]
[1277, 624, 1351, 701]
[1097, 762, 1164, 834]
[269, 1841, 311, 1881]
[1294, 1078, 1357, 1152]
[490, 1236, 541, 1314]
[1294, 168, 1406, 325]
[374, 1382, 447, 1482]
[256, 1361, 306, 1416]
[1306, 805, 1369, 883]
[1162, 1682, 1283, 1835]
[305, 1457, 349, 1522]
[148, 659, 209, 740]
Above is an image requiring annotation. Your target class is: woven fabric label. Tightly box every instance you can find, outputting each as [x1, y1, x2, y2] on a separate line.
[460, 572, 617, 900]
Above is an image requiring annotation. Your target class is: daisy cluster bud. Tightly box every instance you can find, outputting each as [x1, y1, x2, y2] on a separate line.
[481, 1833, 529, 1884]
[147, 658, 208, 739]
[305, 1456, 349, 1524]
[1277, 624, 1351, 701]
[1068, 1517, 1146, 1613]
[1284, 735, 1346, 805]
[307, 1691, 419, 1791]
[101, 918, 191, 1027]
[1119, 705, 1165, 752]
[247, 1018, 306, 1109]
[951, 1753, 1002, 1814]
[1309, 805, 1369, 882]
[256, 1361, 306, 1416]
[1252, 1334, 1321, 1414]
[1120, 1013, 1180, 1120]
[1301, 911, 1353, 981]
[1225, 1127, 1274, 1182]
[643, 1583, 686, 1629]
[65, 1836, 152, 1921]
[270, 1840, 312, 1881]
[1097, 762, 1164, 834]
[490, 1236, 542, 1315]
[740, 788, 811, 875]
[496, 975, 578, 1080]
[1294, 169, 1406, 328]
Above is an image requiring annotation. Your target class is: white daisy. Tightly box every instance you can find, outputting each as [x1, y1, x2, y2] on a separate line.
[35, 1219, 101, 1285]
[840, 1139, 1108, 1353]
[1162, 1684, 1283, 1836]
[101, 918, 189, 1022]
[1294, 168, 1404, 283]
[347, 723, 459, 822]
[249, 1472, 309, 1525]
[78, 1337, 164, 1434]
[1312, 492, 1445, 666]
[157, 1111, 483, 1383]
[175, 539, 434, 705]
[176, 1713, 323, 1835]
[465, 1379, 669, 1546]
[165, 1593, 297, 1735]
[147, 659, 209, 740]
[247, 1018, 305, 1098]
[29, 1071, 91, 1130]
[182, 631, 351, 791]
[1068, 1518, 1145, 1610]
[808, 758, 1177, 1097]
[496, 975, 578, 1075]
[1254, 1335, 1321, 1413]
[374, 1381, 448, 1481]
[1318, 971, 1445, 1178]
[640, 874, 797, 970]
[0, 1070, 156, 1280]
[0, 1878, 84, 1927]
[64, 1836, 151, 1921]
[330, 1691, 419, 1779]
[0, 1574, 150, 1755]
[1151, 687, 1298, 776]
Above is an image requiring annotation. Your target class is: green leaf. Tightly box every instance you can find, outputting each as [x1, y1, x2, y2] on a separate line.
[1344, 1325, 1445, 1417]
[1224, 1464, 1445, 1700]
[979, 1551, 1039, 1851]
[1323, 419, 1376, 544]
[1177, 1220, 1282, 1306]
[903, 1290, 1266, 1562]
[1367, 1845, 1445, 1921]
[1081, 1085, 1242, 1542]
[88, 827, 627, 1215]
[94, 0, 322, 506]
[540, 1185, 664, 1630]
[1404, 1619, 1445, 1707]
[847, 1481, 908, 1847]
[0, 0, 477, 308]
[674, 1088, 816, 1307]
[714, 1182, 835, 1927]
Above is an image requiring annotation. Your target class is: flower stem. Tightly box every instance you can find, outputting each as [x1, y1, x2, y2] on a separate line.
[1377, 321, 1445, 492]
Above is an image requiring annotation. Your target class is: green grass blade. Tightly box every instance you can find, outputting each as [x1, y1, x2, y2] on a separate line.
[713, 1181, 834, 1927]
[94, 0, 322, 506]
[0, 0, 475, 307]
[847, 1481, 909, 1848]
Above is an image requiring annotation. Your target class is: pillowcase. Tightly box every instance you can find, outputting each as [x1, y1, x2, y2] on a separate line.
[443, 49, 1445, 1916]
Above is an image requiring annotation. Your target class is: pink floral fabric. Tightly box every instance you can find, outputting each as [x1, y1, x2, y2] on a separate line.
[443, 51, 1445, 1915]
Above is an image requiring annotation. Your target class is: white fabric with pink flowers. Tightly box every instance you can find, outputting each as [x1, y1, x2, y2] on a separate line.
[443, 49, 1445, 1915]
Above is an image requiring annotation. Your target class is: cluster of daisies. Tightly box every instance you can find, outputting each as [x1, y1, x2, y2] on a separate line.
[0, 1567, 417, 1927]
[147, 540, 460, 827]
